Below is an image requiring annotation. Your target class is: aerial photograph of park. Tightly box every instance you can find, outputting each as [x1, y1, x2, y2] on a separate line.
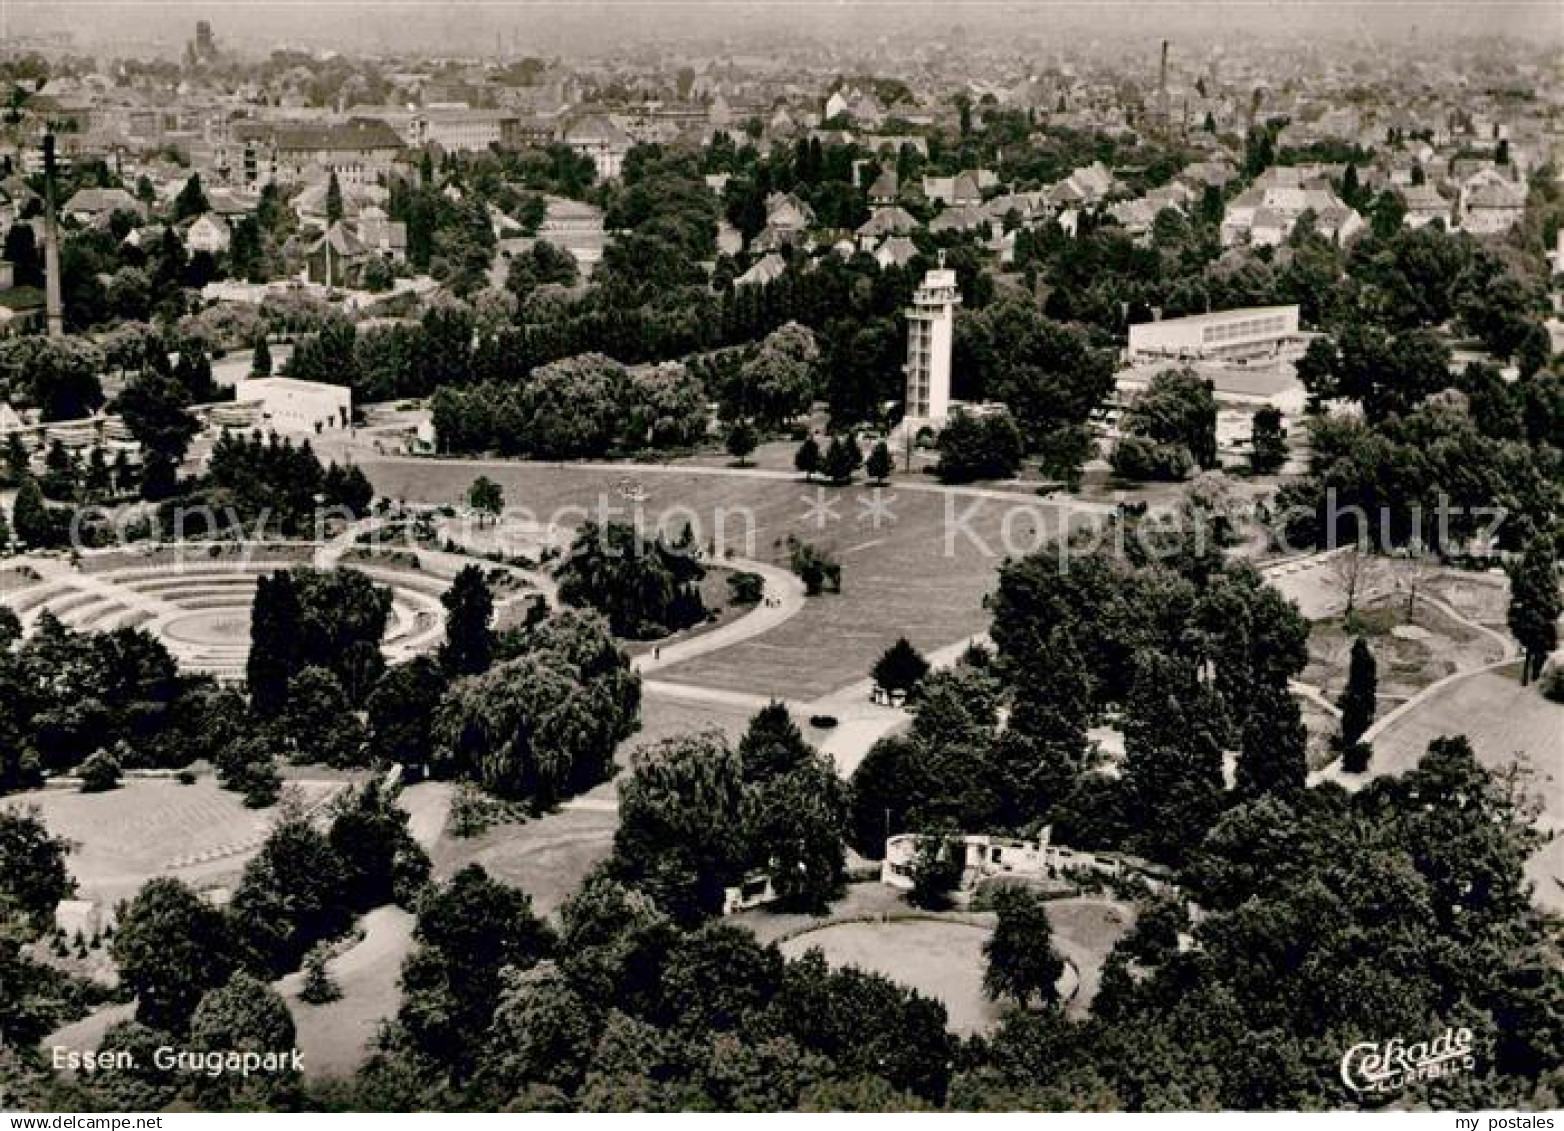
[0, 0, 1559, 1119]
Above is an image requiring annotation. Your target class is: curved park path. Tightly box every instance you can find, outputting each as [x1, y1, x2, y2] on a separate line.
[634, 553, 805, 679]
[1294, 572, 1563, 914]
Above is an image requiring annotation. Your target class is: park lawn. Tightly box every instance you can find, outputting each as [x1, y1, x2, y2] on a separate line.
[1364, 668, 1564, 913]
[5, 778, 337, 907]
[621, 692, 757, 755]
[360, 459, 1079, 699]
[1424, 570, 1510, 628]
[429, 805, 619, 920]
[1302, 593, 1506, 704]
[1042, 896, 1136, 1012]
[755, 885, 1134, 1035]
[278, 906, 415, 1079]
[1367, 668, 1562, 808]
[779, 918, 1005, 1036]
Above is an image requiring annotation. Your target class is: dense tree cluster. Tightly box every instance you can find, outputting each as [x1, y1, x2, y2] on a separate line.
[431, 608, 640, 805]
[51, 728, 1555, 1113]
[611, 704, 850, 923]
[954, 299, 1115, 476]
[0, 336, 105, 422]
[555, 522, 707, 639]
[854, 525, 1312, 867]
[951, 737, 1563, 1111]
[361, 858, 949, 1109]
[248, 566, 393, 717]
[718, 322, 819, 429]
[1110, 368, 1219, 482]
[0, 612, 209, 792]
[1273, 392, 1560, 552]
[430, 354, 708, 458]
[0, 810, 87, 1055]
[935, 408, 1024, 484]
[209, 430, 372, 534]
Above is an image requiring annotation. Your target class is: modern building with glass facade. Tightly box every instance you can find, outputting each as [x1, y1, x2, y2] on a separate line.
[1127, 305, 1300, 361]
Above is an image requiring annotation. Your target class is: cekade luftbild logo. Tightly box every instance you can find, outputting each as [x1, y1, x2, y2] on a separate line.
[1340, 1027, 1477, 1094]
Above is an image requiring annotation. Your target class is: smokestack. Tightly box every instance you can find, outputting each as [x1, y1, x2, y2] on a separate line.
[41, 133, 63, 338]
[1158, 40, 1170, 135]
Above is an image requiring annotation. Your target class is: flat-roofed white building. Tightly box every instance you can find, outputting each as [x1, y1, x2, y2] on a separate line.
[232, 377, 352, 436]
[1128, 305, 1301, 362]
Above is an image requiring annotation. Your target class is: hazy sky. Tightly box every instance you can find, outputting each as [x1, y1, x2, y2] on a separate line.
[6, 0, 1556, 57]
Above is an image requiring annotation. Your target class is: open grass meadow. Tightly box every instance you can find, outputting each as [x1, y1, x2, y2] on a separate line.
[362, 459, 1080, 699]
[6, 778, 339, 907]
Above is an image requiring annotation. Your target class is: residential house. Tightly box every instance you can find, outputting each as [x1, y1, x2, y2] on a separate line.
[734, 252, 787, 288]
[292, 177, 388, 224]
[856, 205, 918, 241]
[1177, 159, 1239, 191]
[1065, 160, 1118, 202]
[750, 191, 815, 251]
[205, 187, 259, 219]
[1109, 196, 1167, 237]
[304, 222, 367, 287]
[562, 114, 632, 180]
[185, 212, 231, 255]
[356, 206, 408, 263]
[0, 265, 45, 335]
[923, 171, 983, 208]
[716, 219, 744, 257]
[764, 191, 815, 234]
[1400, 183, 1453, 229]
[1222, 184, 1364, 247]
[981, 191, 1047, 226]
[535, 195, 607, 276]
[1458, 169, 1526, 235]
[62, 186, 142, 224]
[929, 204, 987, 234]
[867, 169, 899, 206]
[874, 235, 919, 269]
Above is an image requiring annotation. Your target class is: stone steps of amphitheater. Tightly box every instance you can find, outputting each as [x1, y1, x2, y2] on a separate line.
[2, 556, 452, 680]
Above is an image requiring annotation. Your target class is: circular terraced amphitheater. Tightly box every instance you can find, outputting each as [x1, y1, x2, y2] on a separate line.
[1, 545, 450, 679]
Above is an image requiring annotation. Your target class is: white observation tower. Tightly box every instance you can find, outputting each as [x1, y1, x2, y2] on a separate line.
[903, 255, 961, 430]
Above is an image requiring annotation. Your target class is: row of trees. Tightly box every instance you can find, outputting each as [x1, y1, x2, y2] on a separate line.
[209, 431, 373, 534]
[430, 354, 709, 458]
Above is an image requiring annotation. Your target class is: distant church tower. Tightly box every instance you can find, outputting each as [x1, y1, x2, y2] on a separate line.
[903, 258, 961, 427]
